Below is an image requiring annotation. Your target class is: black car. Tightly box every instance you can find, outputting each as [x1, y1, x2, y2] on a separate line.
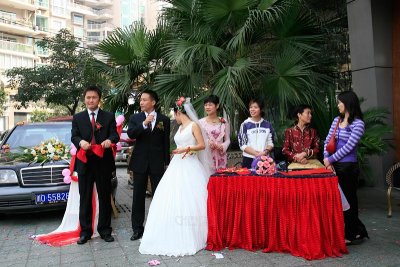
[0, 121, 117, 213]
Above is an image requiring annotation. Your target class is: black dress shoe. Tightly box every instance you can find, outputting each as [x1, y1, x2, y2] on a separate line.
[101, 234, 115, 242]
[77, 236, 91, 245]
[130, 232, 143, 241]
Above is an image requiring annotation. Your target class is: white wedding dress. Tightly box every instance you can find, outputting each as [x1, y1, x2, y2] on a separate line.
[139, 122, 209, 257]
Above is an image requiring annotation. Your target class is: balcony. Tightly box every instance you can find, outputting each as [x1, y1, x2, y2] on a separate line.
[0, 40, 35, 57]
[69, 3, 95, 16]
[86, 36, 104, 46]
[86, 23, 113, 31]
[3, 0, 36, 11]
[80, 0, 112, 8]
[0, 13, 35, 35]
[94, 9, 112, 19]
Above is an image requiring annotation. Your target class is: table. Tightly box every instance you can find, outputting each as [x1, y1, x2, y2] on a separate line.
[206, 169, 348, 260]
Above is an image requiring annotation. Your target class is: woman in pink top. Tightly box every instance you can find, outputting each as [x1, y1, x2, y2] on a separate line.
[199, 95, 230, 170]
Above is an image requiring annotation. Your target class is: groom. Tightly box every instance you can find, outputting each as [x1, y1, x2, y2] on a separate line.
[127, 89, 170, 240]
[71, 85, 120, 244]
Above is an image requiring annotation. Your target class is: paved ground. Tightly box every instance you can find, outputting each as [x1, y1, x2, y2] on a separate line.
[1, 164, 400, 267]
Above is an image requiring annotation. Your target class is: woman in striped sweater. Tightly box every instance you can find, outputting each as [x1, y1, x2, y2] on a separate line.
[323, 91, 369, 245]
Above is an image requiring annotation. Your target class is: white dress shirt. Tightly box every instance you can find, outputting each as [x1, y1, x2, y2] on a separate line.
[87, 108, 99, 121]
[143, 110, 157, 130]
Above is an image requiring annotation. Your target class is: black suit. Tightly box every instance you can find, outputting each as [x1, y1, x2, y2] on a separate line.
[127, 112, 170, 233]
[71, 109, 119, 238]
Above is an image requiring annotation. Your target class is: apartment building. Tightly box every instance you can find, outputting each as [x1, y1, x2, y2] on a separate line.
[0, 0, 161, 131]
[0, 0, 150, 131]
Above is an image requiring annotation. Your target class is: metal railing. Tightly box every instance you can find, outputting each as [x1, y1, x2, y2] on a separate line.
[86, 23, 113, 30]
[94, 9, 112, 16]
[87, 36, 104, 42]
[10, 0, 35, 5]
[0, 40, 34, 54]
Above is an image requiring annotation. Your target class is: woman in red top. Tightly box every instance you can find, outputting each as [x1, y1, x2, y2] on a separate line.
[282, 104, 319, 163]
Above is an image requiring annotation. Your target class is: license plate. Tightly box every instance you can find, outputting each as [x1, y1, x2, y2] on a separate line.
[35, 192, 69, 204]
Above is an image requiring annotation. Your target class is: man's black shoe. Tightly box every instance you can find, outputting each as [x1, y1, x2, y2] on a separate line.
[130, 231, 143, 241]
[77, 236, 91, 245]
[101, 234, 115, 242]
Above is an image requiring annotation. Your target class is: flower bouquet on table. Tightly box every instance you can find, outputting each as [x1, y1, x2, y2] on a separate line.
[14, 138, 70, 165]
[251, 155, 277, 175]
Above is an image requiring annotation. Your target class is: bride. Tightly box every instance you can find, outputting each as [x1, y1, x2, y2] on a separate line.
[138, 97, 214, 257]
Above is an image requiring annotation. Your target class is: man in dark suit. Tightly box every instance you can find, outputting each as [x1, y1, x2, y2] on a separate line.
[71, 85, 120, 245]
[127, 89, 170, 241]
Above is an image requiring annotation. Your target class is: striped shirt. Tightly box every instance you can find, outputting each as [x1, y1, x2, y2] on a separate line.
[238, 118, 274, 158]
[323, 117, 364, 163]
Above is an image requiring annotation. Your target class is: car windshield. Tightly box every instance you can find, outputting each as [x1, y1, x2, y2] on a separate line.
[4, 123, 71, 152]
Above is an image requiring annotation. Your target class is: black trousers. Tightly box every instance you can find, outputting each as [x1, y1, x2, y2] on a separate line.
[333, 162, 368, 240]
[131, 167, 162, 233]
[242, 156, 254, 169]
[78, 155, 112, 237]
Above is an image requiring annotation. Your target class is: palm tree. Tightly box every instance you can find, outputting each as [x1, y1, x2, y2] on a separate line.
[153, 0, 330, 124]
[92, 22, 170, 116]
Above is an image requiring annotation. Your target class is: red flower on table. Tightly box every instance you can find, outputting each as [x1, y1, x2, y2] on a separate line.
[95, 122, 102, 131]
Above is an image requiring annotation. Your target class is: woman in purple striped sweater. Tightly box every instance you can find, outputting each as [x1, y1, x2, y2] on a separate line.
[323, 91, 369, 245]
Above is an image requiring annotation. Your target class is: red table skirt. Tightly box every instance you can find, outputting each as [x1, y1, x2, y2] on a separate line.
[206, 174, 348, 260]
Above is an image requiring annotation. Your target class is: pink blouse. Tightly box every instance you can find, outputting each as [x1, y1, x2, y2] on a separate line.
[199, 118, 231, 170]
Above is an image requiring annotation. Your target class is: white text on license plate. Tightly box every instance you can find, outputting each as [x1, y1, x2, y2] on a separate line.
[35, 192, 69, 204]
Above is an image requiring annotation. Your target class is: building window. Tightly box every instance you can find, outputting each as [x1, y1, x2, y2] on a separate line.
[52, 20, 62, 32]
[73, 14, 83, 25]
[73, 26, 84, 37]
[52, 0, 67, 17]
[35, 16, 48, 32]
[0, 53, 34, 70]
[0, 10, 17, 24]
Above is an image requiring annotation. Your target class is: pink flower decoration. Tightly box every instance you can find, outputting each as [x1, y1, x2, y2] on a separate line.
[70, 147, 77, 156]
[260, 155, 267, 161]
[257, 161, 264, 167]
[63, 175, 71, 184]
[116, 115, 125, 126]
[148, 260, 161, 266]
[62, 168, 71, 177]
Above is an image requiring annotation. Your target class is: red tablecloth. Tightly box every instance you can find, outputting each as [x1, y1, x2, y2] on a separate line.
[206, 170, 348, 260]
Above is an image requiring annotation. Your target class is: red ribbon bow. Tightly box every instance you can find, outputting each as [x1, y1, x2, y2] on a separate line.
[69, 144, 117, 182]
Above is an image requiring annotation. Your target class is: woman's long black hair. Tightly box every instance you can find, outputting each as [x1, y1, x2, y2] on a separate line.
[337, 91, 363, 124]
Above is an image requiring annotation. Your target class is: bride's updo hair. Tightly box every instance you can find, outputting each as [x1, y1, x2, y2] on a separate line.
[173, 96, 188, 114]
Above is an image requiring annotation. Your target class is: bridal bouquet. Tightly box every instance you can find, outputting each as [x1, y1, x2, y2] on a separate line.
[17, 138, 70, 164]
[251, 155, 277, 175]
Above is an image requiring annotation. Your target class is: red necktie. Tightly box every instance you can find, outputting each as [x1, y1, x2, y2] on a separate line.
[91, 112, 96, 144]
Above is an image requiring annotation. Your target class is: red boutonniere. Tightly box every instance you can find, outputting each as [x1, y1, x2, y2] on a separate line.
[219, 117, 226, 123]
[156, 121, 164, 131]
[95, 122, 102, 131]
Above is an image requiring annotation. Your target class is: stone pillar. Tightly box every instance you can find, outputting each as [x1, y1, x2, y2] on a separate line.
[346, 0, 394, 186]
